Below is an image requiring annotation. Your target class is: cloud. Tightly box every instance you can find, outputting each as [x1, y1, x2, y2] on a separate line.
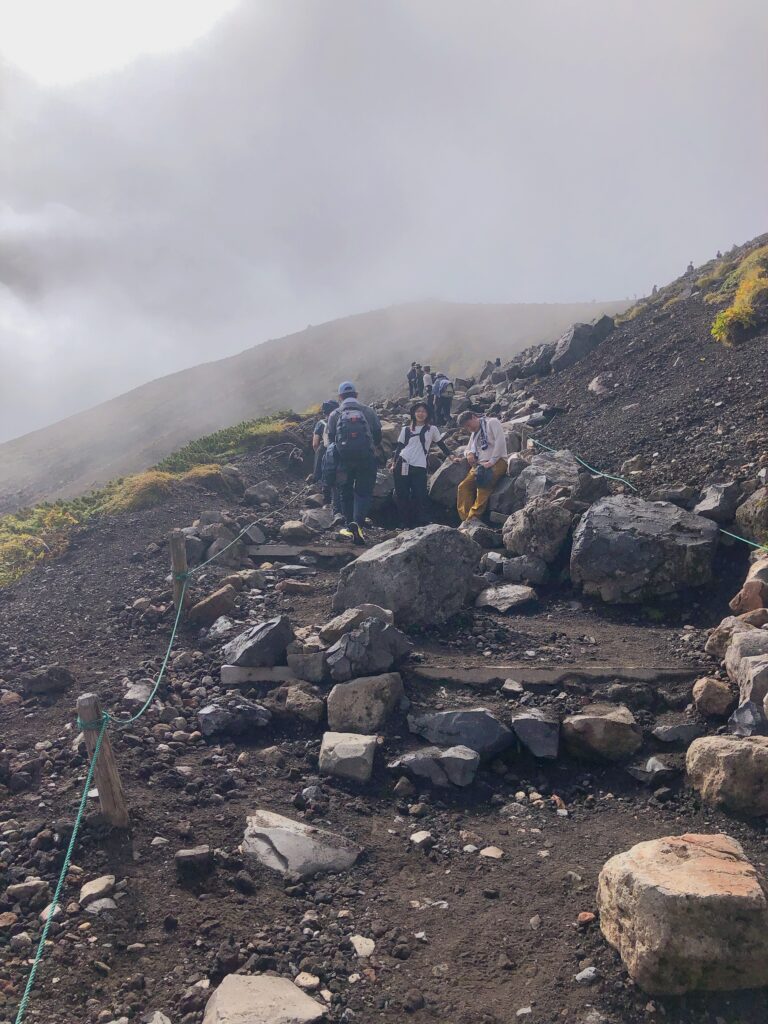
[1, 0, 767, 440]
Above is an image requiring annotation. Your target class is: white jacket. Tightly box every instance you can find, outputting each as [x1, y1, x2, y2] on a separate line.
[468, 416, 507, 464]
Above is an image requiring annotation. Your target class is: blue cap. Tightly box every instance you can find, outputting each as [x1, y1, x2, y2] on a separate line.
[338, 381, 356, 397]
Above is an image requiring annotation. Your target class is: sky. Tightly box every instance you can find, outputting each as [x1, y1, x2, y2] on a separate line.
[1, 0, 767, 442]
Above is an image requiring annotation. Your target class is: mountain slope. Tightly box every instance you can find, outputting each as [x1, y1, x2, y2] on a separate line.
[0, 298, 624, 511]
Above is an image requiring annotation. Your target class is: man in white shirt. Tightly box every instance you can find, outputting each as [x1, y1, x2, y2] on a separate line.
[454, 410, 508, 522]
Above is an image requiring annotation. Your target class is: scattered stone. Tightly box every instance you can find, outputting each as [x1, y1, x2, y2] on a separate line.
[18, 664, 75, 697]
[408, 707, 514, 758]
[562, 703, 642, 761]
[501, 554, 549, 585]
[198, 697, 271, 738]
[188, 585, 237, 628]
[480, 846, 503, 859]
[350, 935, 375, 958]
[241, 809, 362, 878]
[286, 637, 330, 684]
[550, 315, 615, 372]
[475, 584, 537, 613]
[319, 604, 394, 644]
[327, 672, 406, 732]
[389, 745, 480, 787]
[333, 524, 481, 626]
[86, 897, 118, 915]
[123, 679, 153, 709]
[501, 678, 524, 697]
[243, 481, 280, 506]
[280, 520, 316, 542]
[79, 875, 115, 907]
[686, 735, 768, 815]
[175, 846, 214, 880]
[626, 756, 679, 786]
[319, 732, 377, 783]
[735, 487, 768, 545]
[410, 830, 434, 850]
[728, 699, 766, 738]
[651, 720, 703, 745]
[222, 615, 295, 667]
[509, 708, 559, 759]
[570, 496, 718, 603]
[283, 686, 325, 725]
[692, 676, 736, 717]
[302, 507, 336, 532]
[326, 618, 412, 682]
[202, 974, 325, 1023]
[694, 482, 740, 524]
[598, 833, 768, 993]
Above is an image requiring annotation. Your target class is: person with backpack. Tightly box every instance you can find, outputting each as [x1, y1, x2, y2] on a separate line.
[422, 365, 433, 393]
[312, 400, 338, 484]
[415, 364, 424, 396]
[390, 401, 450, 528]
[454, 409, 508, 523]
[326, 381, 382, 545]
[407, 362, 419, 398]
[433, 373, 455, 426]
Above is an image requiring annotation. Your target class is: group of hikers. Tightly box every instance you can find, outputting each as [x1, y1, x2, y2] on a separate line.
[311, 379, 509, 545]
[405, 362, 455, 427]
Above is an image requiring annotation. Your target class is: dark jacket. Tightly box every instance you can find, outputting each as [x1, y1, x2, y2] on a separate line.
[326, 398, 382, 450]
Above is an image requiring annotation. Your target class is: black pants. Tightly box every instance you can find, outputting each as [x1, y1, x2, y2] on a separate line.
[393, 462, 429, 528]
[339, 455, 377, 525]
[408, 380, 416, 398]
[435, 396, 452, 425]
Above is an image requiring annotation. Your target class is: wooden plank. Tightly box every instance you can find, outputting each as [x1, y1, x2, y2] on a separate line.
[410, 663, 696, 690]
[77, 693, 129, 828]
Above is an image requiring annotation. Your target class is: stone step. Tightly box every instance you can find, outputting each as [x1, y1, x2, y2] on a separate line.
[410, 664, 696, 691]
[220, 665, 301, 688]
[246, 543, 359, 567]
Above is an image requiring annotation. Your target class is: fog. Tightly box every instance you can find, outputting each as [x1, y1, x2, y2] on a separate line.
[1, 0, 767, 442]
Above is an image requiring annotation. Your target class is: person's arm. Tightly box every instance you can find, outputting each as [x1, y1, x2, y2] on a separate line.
[368, 409, 383, 446]
[326, 411, 337, 444]
[313, 433, 321, 451]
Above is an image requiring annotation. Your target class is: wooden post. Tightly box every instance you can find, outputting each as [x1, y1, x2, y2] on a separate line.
[76, 693, 129, 828]
[169, 529, 188, 612]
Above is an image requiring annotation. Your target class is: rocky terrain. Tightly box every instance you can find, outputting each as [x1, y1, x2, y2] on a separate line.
[1, 240, 768, 1024]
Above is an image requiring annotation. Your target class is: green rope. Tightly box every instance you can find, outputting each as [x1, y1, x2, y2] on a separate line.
[14, 715, 109, 1024]
[530, 437, 768, 554]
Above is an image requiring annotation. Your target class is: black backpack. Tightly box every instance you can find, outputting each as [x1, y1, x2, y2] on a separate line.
[336, 406, 372, 459]
[404, 425, 428, 455]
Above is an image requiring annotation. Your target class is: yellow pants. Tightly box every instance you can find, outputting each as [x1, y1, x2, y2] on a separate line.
[457, 459, 508, 521]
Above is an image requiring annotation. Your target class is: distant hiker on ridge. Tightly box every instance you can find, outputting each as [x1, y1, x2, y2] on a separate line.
[312, 399, 338, 500]
[432, 372, 455, 426]
[407, 362, 419, 398]
[326, 381, 382, 546]
[422, 365, 433, 394]
[390, 400, 449, 528]
[415, 363, 424, 396]
[455, 409, 508, 523]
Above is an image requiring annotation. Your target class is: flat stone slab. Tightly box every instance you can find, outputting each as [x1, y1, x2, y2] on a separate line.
[241, 809, 362, 879]
[410, 663, 695, 690]
[247, 544, 358, 567]
[221, 665, 301, 688]
[203, 974, 326, 1023]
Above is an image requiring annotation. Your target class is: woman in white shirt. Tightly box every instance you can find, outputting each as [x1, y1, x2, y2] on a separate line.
[390, 401, 450, 527]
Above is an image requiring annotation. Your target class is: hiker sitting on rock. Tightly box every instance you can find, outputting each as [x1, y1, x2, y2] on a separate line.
[454, 409, 508, 523]
[326, 381, 382, 546]
[390, 401, 450, 528]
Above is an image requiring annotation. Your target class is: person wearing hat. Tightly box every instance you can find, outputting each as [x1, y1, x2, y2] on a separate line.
[326, 381, 382, 545]
[390, 400, 449, 527]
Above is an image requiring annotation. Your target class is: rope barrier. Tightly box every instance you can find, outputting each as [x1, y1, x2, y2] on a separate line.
[13, 475, 311, 1023]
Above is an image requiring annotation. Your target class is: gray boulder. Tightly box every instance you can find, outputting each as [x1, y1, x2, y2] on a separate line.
[319, 732, 377, 783]
[694, 482, 740, 524]
[408, 707, 513, 758]
[736, 487, 768, 545]
[203, 974, 326, 1024]
[427, 457, 470, 508]
[241, 809, 361, 878]
[550, 315, 615, 373]
[19, 664, 75, 697]
[326, 618, 412, 683]
[287, 637, 329, 684]
[502, 497, 573, 563]
[475, 584, 537, 613]
[509, 708, 560, 759]
[388, 745, 480, 787]
[327, 673, 406, 732]
[488, 475, 524, 518]
[198, 697, 271, 738]
[501, 555, 549, 584]
[570, 496, 718, 603]
[243, 481, 280, 506]
[562, 703, 642, 761]
[333, 525, 481, 626]
[513, 449, 581, 505]
[222, 615, 295, 667]
[302, 507, 336, 532]
[319, 605, 394, 644]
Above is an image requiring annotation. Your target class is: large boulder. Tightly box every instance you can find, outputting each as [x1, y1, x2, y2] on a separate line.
[692, 676, 736, 718]
[427, 457, 470, 509]
[326, 618, 411, 682]
[550, 315, 615, 373]
[735, 487, 768, 545]
[694, 481, 740, 524]
[388, 745, 479, 787]
[686, 735, 768, 816]
[327, 673, 406, 732]
[597, 833, 768, 994]
[570, 496, 718, 603]
[502, 497, 573, 563]
[241, 810, 361, 878]
[198, 698, 271, 738]
[408, 708, 513, 758]
[332, 525, 481, 626]
[203, 974, 326, 1023]
[562, 703, 642, 761]
[319, 732, 377, 783]
[724, 629, 768, 704]
[222, 616, 295, 667]
[513, 449, 580, 506]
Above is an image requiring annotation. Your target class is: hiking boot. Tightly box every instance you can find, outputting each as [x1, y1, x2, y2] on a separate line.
[349, 522, 366, 546]
[338, 526, 355, 542]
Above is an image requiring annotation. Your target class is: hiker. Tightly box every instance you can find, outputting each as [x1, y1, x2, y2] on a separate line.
[454, 409, 508, 523]
[312, 400, 338, 485]
[415, 363, 424, 396]
[433, 373, 455, 426]
[407, 362, 419, 398]
[326, 381, 382, 545]
[390, 401, 449, 528]
[422, 365, 433, 393]
[424, 381, 435, 421]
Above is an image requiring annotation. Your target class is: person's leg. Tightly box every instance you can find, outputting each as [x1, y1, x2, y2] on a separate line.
[393, 465, 412, 527]
[411, 466, 429, 525]
[456, 467, 478, 521]
[466, 459, 507, 520]
[313, 445, 325, 483]
[340, 464, 355, 525]
[352, 456, 377, 525]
